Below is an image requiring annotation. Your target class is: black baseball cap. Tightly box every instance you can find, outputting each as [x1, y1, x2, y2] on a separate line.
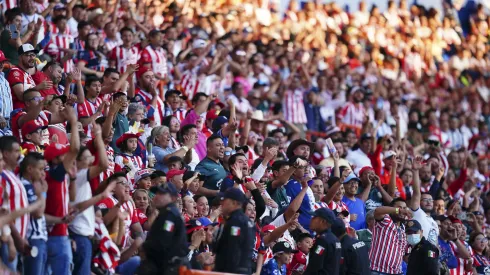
[272, 241, 297, 255]
[183, 171, 196, 182]
[309, 208, 336, 224]
[331, 217, 347, 237]
[222, 188, 247, 203]
[149, 183, 178, 196]
[434, 215, 451, 222]
[405, 220, 422, 234]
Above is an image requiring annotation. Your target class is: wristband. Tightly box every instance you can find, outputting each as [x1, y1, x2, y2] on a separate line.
[182, 146, 189, 152]
[395, 208, 400, 215]
[70, 177, 76, 181]
[41, 192, 47, 199]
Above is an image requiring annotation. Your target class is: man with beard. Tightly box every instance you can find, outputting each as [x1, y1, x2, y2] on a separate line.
[164, 89, 188, 122]
[410, 156, 440, 245]
[8, 44, 52, 110]
[370, 198, 413, 275]
[341, 173, 367, 230]
[34, 61, 64, 99]
[133, 67, 165, 125]
[435, 215, 460, 272]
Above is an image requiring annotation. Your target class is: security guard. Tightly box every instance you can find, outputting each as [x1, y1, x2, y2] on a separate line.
[405, 219, 439, 275]
[331, 217, 370, 275]
[214, 188, 255, 274]
[139, 183, 190, 275]
[304, 208, 342, 275]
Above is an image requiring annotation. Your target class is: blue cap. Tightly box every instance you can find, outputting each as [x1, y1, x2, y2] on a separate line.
[405, 220, 422, 233]
[343, 173, 361, 184]
[223, 188, 247, 203]
[149, 183, 179, 196]
[212, 116, 228, 132]
[310, 208, 336, 224]
[198, 217, 218, 227]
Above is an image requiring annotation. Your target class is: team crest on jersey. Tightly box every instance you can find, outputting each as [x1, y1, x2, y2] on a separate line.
[195, 220, 201, 226]
[13, 71, 20, 77]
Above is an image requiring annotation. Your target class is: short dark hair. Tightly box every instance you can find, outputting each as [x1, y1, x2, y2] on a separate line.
[53, 15, 67, 24]
[191, 93, 208, 105]
[295, 232, 313, 243]
[389, 197, 406, 207]
[228, 153, 246, 166]
[206, 135, 222, 147]
[23, 88, 40, 100]
[85, 76, 101, 87]
[120, 27, 133, 35]
[76, 146, 90, 161]
[42, 61, 61, 72]
[19, 152, 44, 177]
[271, 160, 289, 171]
[107, 172, 127, 184]
[180, 124, 196, 137]
[77, 20, 90, 30]
[0, 136, 19, 153]
[103, 68, 120, 78]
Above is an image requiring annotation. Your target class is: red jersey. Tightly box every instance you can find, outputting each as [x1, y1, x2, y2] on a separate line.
[7, 67, 36, 110]
[76, 97, 103, 137]
[338, 102, 366, 129]
[287, 250, 308, 275]
[135, 209, 148, 226]
[96, 197, 139, 248]
[133, 87, 165, 126]
[46, 33, 75, 73]
[21, 141, 42, 153]
[109, 45, 139, 74]
[1, 170, 29, 239]
[114, 153, 144, 187]
[45, 164, 69, 236]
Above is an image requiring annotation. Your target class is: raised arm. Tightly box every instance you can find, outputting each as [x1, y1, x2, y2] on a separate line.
[62, 106, 80, 172]
[410, 156, 423, 211]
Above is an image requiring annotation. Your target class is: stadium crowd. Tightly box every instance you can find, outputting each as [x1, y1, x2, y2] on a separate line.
[0, 0, 488, 274]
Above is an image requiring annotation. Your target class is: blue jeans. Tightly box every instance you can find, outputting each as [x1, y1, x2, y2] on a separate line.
[71, 234, 92, 275]
[24, 238, 48, 275]
[116, 256, 140, 275]
[0, 242, 17, 271]
[47, 236, 72, 275]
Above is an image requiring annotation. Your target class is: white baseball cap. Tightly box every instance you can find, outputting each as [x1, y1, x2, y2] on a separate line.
[192, 39, 207, 49]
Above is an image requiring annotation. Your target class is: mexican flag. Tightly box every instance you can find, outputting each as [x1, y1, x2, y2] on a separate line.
[231, 226, 241, 236]
[163, 220, 175, 232]
[315, 245, 325, 255]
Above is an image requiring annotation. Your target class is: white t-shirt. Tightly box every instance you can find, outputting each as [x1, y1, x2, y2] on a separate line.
[413, 207, 439, 245]
[270, 214, 296, 249]
[69, 168, 96, 236]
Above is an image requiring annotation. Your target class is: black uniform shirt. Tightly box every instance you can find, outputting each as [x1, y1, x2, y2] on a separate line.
[304, 228, 342, 275]
[339, 234, 371, 275]
[406, 237, 440, 275]
[143, 203, 189, 267]
[214, 208, 255, 274]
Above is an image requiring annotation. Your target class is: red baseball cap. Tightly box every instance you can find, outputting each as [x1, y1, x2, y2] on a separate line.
[206, 109, 220, 120]
[261, 224, 276, 233]
[358, 166, 374, 177]
[136, 66, 152, 80]
[44, 143, 70, 162]
[166, 169, 185, 180]
[21, 120, 47, 138]
[0, 50, 7, 63]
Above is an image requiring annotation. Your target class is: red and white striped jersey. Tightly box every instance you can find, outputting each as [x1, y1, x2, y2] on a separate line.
[1, 170, 28, 239]
[114, 153, 144, 187]
[133, 87, 165, 125]
[369, 214, 407, 274]
[283, 89, 307, 124]
[173, 108, 187, 123]
[77, 98, 103, 137]
[104, 37, 122, 53]
[140, 45, 167, 78]
[92, 222, 120, 272]
[109, 45, 139, 74]
[11, 110, 51, 143]
[1, 0, 17, 13]
[338, 102, 366, 129]
[50, 23, 71, 36]
[450, 240, 473, 275]
[46, 33, 75, 73]
[89, 143, 115, 192]
[7, 66, 36, 110]
[179, 70, 201, 101]
[96, 196, 139, 248]
[327, 200, 351, 227]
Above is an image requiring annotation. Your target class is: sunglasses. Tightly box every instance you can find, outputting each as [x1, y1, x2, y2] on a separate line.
[428, 140, 440, 146]
[224, 150, 236, 156]
[28, 96, 44, 103]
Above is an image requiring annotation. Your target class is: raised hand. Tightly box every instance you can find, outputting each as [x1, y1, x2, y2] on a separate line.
[102, 179, 117, 198]
[36, 80, 53, 91]
[231, 163, 243, 180]
[243, 178, 257, 191]
[70, 68, 82, 82]
[126, 63, 139, 75]
[412, 155, 424, 170]
[264, 147, 278, 162]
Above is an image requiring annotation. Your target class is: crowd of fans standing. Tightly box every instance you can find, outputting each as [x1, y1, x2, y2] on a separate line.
[0, 0, 488, 274]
